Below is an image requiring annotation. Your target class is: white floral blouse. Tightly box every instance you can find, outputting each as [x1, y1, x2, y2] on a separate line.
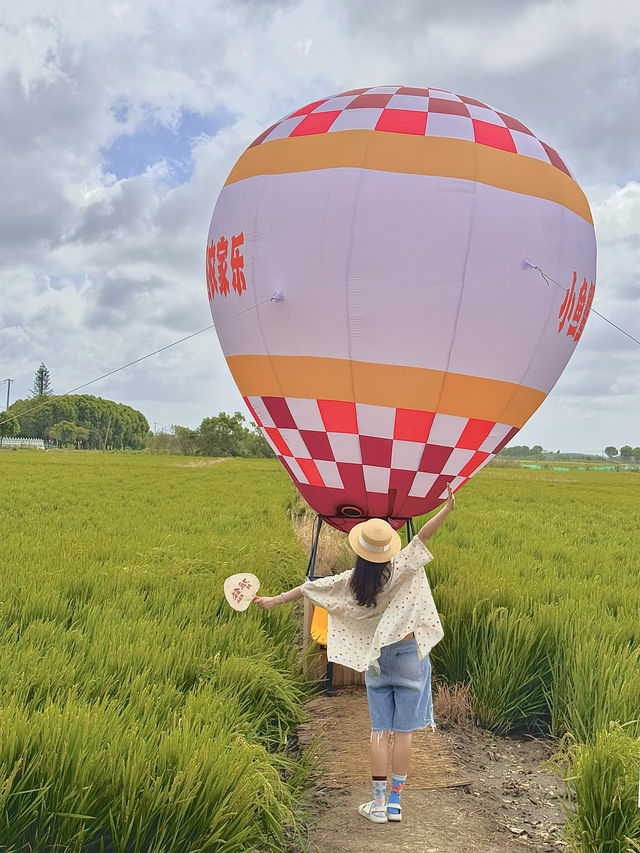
[300, 535, 444, 673]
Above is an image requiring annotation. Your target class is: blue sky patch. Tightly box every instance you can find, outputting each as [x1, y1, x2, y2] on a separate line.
[111, 98, 129, 124]
[49, 274, 86, 292]
[102, 108, 233, 185]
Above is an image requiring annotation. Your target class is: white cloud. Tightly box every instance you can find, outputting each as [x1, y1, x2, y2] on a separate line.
[0, 0, 639, 450]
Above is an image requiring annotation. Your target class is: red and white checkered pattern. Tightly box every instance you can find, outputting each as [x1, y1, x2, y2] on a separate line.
[248, 86, 572, 178]
[244, 395, 519, 531]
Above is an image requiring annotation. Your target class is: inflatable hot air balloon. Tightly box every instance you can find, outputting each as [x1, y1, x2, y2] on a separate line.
[205, 85, 596, 532]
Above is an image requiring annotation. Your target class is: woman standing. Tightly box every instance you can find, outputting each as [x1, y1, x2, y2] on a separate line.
[254, 484, 455, 824]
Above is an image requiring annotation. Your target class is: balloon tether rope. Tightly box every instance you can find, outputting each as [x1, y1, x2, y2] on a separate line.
[0, 296, 275, 428]
[525, 260, 640, 347]
[4, 270, 638, 430]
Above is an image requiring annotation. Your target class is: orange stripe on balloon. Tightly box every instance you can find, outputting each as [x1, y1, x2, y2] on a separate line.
[225, 131, 592, 224]
[226, 354, 547, 428]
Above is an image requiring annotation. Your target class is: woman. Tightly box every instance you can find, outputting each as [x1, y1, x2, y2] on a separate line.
[254, 483, 455, 824]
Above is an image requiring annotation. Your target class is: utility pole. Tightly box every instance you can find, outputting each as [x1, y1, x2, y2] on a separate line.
[103, 412, 113, 451]
[3, 379, 12, 412]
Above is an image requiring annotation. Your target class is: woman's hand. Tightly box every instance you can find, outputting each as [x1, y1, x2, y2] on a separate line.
[253, 596, 280, 610]
[445, 482, 456, 511]
[417, 482, 456, 543]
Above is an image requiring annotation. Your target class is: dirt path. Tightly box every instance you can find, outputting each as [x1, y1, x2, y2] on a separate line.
[296, 687, 568, 853]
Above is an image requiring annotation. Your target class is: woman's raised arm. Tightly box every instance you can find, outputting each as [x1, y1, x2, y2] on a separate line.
[417, 482, 456, 544]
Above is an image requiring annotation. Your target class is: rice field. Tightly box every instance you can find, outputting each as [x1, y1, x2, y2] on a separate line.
[1, 450, 639, 852]
[0, 451, 315, 853]
[422, 465, 640, 853]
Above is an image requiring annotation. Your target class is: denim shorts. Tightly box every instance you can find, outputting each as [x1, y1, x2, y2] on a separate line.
[364, 638, 434, 733]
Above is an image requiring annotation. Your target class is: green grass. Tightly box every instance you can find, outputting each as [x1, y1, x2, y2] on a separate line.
[555, 724, 640, 853]
[0, 452, 315, 852]
[421, 468, 640, 734]
[419, 465, 640, 852]
[2, 452, 639, 852]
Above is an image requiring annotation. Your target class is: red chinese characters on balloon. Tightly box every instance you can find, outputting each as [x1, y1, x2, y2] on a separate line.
[206, 231, 246, 299]
[206, 241, 217, 299]
[231, 233, 246, 295]
[217, 236, 229, 295]
[558, 271, 595, 343]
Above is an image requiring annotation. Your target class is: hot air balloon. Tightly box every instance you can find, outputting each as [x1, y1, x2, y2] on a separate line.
[205, 85, 596, 532]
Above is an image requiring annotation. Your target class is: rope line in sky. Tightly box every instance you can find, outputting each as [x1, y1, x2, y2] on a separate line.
[529, 264, 640, 347]
[0, 296, 274, 428]
[1, 278, 637, 429]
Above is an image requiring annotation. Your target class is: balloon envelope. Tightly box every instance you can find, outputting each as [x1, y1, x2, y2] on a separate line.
[206, 85, 596, 531]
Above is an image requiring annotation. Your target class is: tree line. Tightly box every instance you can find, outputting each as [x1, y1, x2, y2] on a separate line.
[2, 397, 273, 456]
[146, 412, 274, 458]
[1, 364, 272, 456]
[3, 394, 149, 450]
[499, 445, 640, 462]
[603, 446, 640, 461]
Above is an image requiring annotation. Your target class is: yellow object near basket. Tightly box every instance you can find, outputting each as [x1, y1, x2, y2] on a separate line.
[310, 605, 328, 646]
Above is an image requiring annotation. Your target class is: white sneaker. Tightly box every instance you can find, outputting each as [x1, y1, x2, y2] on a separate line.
[386, 802, 402, 821]
[358, 800, 388, 823]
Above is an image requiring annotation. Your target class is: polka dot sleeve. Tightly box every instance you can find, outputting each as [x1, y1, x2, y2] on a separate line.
[393, 536, 434, 574]
[300, 571, 352, 612]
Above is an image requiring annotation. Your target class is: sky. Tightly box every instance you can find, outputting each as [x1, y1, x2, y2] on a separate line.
[1, 0, 639, 454]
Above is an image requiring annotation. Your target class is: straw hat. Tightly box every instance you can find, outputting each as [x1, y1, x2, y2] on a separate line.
[348, 518, 402, 563]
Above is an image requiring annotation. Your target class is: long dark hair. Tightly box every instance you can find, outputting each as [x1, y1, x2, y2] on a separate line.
[349, 557, 391, 607]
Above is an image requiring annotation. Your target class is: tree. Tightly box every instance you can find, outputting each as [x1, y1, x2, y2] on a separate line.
[30, 363, 53, 397]
[145, 429, 178, 454]
[0, 414, 19, 446]
[199, 412, 248, 457]
[604, 446, 618, 460]
[244, 422, 275, 458]
[498, 445, 531, 459]
[619, 445, 633, 459]
[173, 425, 200, 456]
[46, 420, 78, 447]
[75, 425, 90, 448]
[633, 447, 640, 463]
